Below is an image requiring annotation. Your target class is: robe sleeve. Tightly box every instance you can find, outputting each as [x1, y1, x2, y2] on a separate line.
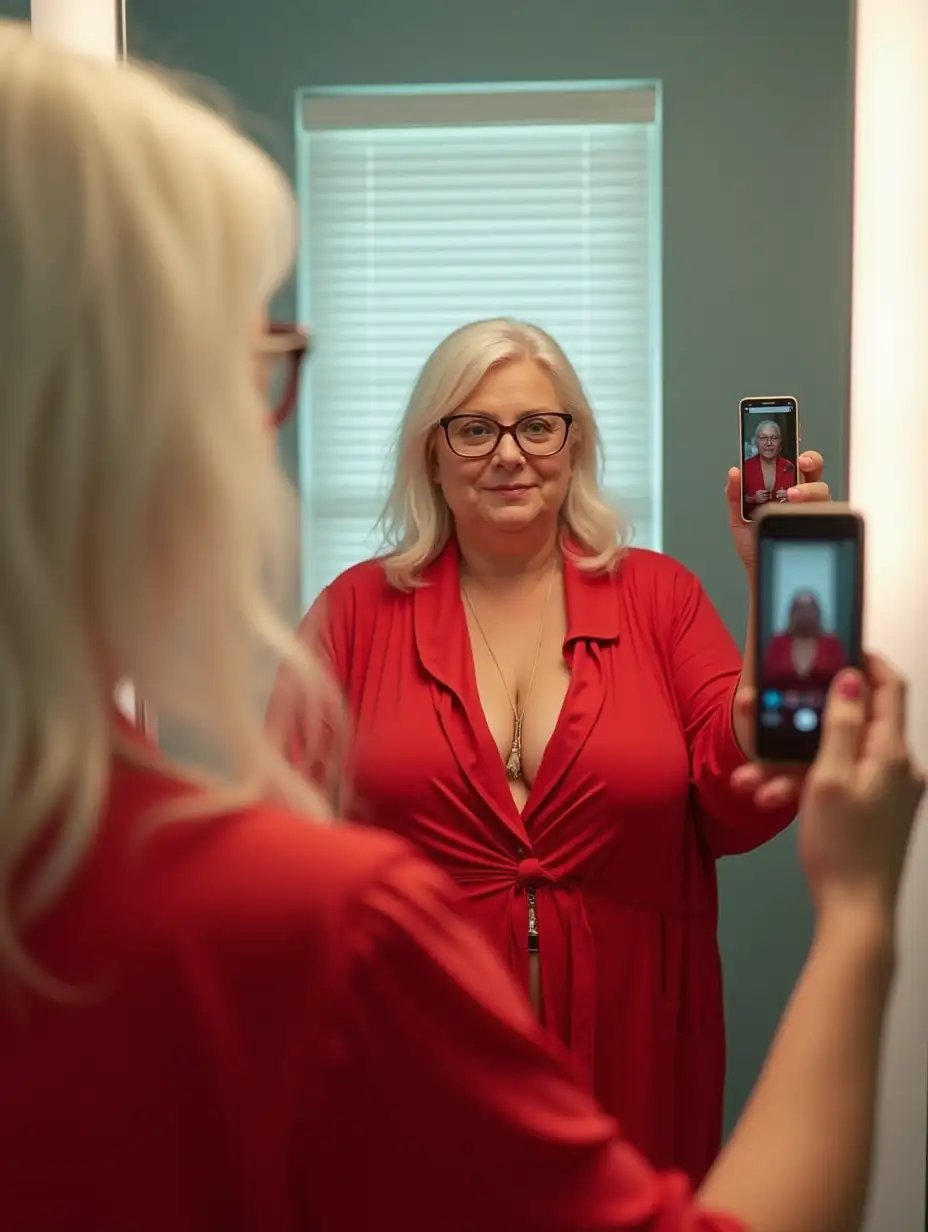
[665, 565, 795, 858]
[304, 850, 747, 1232]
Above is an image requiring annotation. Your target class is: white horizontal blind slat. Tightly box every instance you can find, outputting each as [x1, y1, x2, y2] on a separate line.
[299, 116, 659, 599]
[301, 86, 657, 130]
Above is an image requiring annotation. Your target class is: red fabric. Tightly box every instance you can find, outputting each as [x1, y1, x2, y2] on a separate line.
[761, 632, 848, 692]
[270, 543, 796, 1185]
[742, 454, 795, 507]
[0, 754, 744, 1232]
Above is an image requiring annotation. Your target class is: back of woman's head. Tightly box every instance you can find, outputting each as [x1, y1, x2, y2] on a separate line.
[380, 318, 626, 588]
[0, 23, 330, 982]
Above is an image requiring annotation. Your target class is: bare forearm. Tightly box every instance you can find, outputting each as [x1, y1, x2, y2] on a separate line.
[699, 908, 895, 1232]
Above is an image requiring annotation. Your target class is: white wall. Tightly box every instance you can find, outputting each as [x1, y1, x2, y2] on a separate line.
[850, 1, 928, 1228]
[29, 0, 119, 59]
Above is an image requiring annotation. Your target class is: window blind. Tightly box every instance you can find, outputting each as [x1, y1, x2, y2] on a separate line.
[296, 85, 662, 601]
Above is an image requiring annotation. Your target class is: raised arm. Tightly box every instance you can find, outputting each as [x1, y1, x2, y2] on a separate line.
[699, 659, 923, 1230]
[665, 564, 794, 857]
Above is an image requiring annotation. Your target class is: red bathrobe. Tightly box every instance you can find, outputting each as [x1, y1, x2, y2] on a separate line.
[0, 726, 745, 1231]
[270, 541, 795, 1185]
[762, 632, 848, 692]
[742, 453, 795, 508]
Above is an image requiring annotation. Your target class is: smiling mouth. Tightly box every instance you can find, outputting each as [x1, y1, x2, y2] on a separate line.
[487, 484, 532, 492]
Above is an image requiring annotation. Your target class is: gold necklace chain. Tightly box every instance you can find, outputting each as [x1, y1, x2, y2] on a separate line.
[461, 566, 557, 781]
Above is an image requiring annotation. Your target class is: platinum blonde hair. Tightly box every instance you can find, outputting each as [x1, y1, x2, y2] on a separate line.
[380, 318, 628, 589]
[754, 419, 782, 441]
[0, 23, 334, 988]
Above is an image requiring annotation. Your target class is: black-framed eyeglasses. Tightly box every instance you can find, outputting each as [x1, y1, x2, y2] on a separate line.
[258, 322, 312, 428]
[438, 412, 573, 459]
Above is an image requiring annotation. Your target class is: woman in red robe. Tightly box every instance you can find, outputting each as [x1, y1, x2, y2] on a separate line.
[743, 419, 796, 511]
[2, 28, 923, 1232]
[762, 592, 848, 692]
[269, 320, 832, 1186]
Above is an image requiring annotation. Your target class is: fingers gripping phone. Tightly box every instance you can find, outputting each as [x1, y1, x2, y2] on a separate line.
[754, 504, 865, 763]
[740, 396, 800, 523]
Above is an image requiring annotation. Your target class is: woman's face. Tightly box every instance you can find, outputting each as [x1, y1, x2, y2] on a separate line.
[756, 426, 782, 460]
[431, 358, 575, 544]
[790, 595, 823, 636]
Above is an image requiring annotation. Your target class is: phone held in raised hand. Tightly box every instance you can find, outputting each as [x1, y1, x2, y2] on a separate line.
[754, 503, 865, 764]
[739, 396, 800, 524]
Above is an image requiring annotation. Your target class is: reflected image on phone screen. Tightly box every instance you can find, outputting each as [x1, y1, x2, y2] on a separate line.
[741, 399, 799, 522]
[756, 537, 860, 759]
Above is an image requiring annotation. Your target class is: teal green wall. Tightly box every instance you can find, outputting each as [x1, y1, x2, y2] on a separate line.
[18, 0, 855, 1136]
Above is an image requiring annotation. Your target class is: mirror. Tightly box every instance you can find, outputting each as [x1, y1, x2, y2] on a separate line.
[130, 0, 855, 1169]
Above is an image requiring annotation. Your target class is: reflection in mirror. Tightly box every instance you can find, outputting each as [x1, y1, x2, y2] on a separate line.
[11, 11, 907, 1230]
[130, 0, 856, 1172]
[270, 294, 832, 1186]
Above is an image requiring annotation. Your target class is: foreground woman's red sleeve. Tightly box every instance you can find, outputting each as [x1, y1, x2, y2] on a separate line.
[304, 850, 747, 1232]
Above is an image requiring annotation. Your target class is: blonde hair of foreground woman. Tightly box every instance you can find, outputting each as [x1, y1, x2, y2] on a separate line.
[0, 22, 334, 988]
[380, 318, 628, 589]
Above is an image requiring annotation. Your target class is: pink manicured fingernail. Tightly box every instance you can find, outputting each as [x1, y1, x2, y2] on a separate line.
[837, 670, 862, 700]
[787, 487, 800, 499]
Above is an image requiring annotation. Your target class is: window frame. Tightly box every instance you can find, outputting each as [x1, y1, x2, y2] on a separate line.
[294, 79, 663, 605]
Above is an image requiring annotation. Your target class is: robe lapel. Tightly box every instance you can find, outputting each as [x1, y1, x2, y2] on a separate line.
[521, 551, 621, 821]
[413, 539, 527, 840]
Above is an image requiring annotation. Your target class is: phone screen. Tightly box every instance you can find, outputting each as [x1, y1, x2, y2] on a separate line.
[756, 520, 863, 762]
[740, 397, 799, 522]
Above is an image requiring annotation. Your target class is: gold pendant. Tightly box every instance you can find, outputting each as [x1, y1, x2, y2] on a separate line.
[505, 717, 523, 781]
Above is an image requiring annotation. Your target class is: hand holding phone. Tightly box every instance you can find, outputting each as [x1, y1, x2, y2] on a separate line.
[753, 503, 865, 764]
[799, 654, 923, 912]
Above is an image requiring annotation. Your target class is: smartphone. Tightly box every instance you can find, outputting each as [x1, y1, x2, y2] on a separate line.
[754, 503, 864, 763]
[739, 396, 800, 523]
